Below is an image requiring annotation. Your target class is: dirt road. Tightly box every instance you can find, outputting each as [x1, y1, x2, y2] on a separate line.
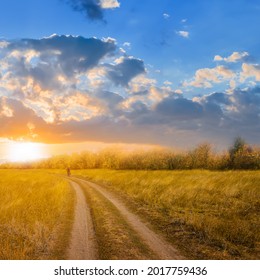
[67, 181, 97, 259]
[68, 177, 184, 260]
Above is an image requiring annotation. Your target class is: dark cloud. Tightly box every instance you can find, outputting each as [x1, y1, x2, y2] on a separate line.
[64, 0, 120, 21]
[65, 0, 104, 21]
[1, 35, 260, 148]
[95, 90, 124, 115]
[156, 97, 203, 120]
[132, 90, 149, 96]
[8, 35, 116, 77]
[1, 87, 260, 147]
[0, 97, 155, 144]
[106, 57, 145, 87]
[204, 92, 230, 105]
[227, 87, 260, 126]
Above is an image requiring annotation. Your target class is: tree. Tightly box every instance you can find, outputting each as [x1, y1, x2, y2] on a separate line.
[229, 137, 255, 169]
[229, 137, 246, 159]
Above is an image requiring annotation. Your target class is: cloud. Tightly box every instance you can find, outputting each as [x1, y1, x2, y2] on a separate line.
[184, 65, 235, 88]
[0, 35, 121, 124]
[1, 86, 260, 148]
[176, 31, 189, 38]
[0, 97, 14, 117]
[106, 56, 145, 87]
[240, 63, 260, 82]
[100, 0, 120, 9]
[163, 80, 172, 86]
[203, 92, 231, 105]
[65, 0, 120, 21]
[0, 41, 9, 49]
[156, 97, 203, 120]
[214, 51, 249, 63]
[128, 75, 156, 94]
[6, 35, 117, 78]
[123, 42, 131, 48]
[0, 35, 260, 148]
[163, 13, 170, 19]
[0, 97, 48, 140]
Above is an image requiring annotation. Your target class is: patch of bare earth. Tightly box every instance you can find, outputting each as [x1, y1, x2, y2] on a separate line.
[67, 181, 98, 260]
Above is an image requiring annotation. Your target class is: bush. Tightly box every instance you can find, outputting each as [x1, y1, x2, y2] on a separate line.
[2, 138, 259, 170]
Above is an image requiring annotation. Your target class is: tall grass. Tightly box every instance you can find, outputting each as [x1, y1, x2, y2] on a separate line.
[72, 169, 260, 259]
[0, 170, 74, 259]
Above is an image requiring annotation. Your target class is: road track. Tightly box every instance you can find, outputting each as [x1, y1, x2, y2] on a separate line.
[67, 180, 98, 260]
[67, 176, 184, 260]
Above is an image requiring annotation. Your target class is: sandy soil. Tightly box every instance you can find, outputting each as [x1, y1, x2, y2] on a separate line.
[73, 177, 184, 260]
[67, 181, 98, 260]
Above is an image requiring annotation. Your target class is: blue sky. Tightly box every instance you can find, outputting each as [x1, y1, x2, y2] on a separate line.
[2, 0, 259, 84]
[0, 0, 260, 151]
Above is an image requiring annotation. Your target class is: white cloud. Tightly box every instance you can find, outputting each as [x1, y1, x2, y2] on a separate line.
[214, 51, 249, 63]
[0, 41, 9, 48]
[129, 75, 157, 93]
[0, 97, 13, 117]
[119, 47, 126, 54]
[102, 37, 117, 44]
[100, 0, 120, 9]
[176, 31, 189, 38]
[123, 42, 131, 49]
[213, 55, 223, 61]
[163, 13, 170, 19]
[174, 89, 183, 94]
[240, 63, 260, 82]
[229, 79, 236, 89]
[163, 80, 172, 85]
[185, 66, 235, 88]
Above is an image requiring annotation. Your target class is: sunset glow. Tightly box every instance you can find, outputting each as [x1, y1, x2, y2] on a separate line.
[0, 0, 259, 161]
[7, 142, 46, 162]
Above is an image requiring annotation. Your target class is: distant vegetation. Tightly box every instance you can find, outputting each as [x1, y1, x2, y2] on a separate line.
[1, 137, 259, 170]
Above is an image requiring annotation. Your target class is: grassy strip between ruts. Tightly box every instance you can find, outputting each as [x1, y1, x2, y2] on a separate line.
[71, 169, 260, 260]
[0, 169, 75, 260]
[74, 178, 157, 260]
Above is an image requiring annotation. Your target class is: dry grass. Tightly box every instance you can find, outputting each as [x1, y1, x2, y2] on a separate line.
[74, 179, 156, 259]
[0, 170, 75, 260]
[72, 169, 260, 259]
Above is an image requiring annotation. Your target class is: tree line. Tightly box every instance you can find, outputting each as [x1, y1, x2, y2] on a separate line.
[1, 137, 259, 170]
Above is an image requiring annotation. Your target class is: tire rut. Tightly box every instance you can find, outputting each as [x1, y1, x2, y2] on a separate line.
[72, 177, 184, 260]
[67, 180, 98, 260]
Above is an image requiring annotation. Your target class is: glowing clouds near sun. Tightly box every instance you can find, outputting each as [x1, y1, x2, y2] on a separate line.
[0, 34, 260, 148]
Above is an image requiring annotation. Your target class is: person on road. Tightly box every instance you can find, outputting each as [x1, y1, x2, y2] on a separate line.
[67, 167, 71, 177]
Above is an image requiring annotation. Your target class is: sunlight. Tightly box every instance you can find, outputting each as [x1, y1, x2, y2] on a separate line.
[7, 142, 46, 162]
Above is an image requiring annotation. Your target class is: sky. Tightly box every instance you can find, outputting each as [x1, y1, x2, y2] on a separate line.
[0, 0, 260, 159]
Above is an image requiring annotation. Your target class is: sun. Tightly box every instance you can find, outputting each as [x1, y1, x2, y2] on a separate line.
[7, 142, 45, 162]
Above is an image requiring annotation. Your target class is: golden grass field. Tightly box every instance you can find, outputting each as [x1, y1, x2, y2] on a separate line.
[71, 169, 260, 260]
[0, 170, 74, 260]
[0, 169, 259, 259]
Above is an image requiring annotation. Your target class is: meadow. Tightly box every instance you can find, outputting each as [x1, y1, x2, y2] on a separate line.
[0, 170, 74, 260]
[71, 169, 260, 259]
[1, 139, 259, 260]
